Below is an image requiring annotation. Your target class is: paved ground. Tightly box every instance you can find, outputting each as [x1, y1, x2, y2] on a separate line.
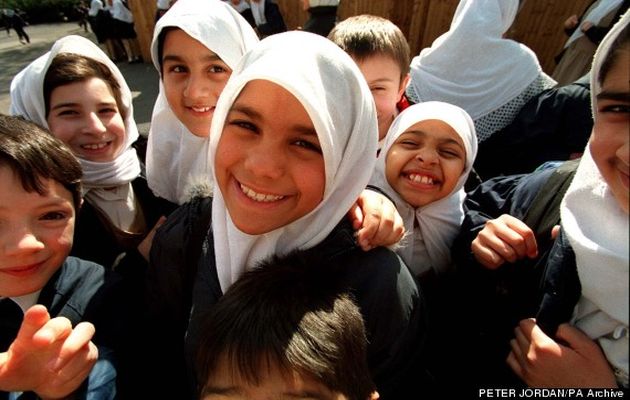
[0, 22, 158, 136]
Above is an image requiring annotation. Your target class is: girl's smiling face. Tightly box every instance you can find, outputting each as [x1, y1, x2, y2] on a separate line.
[215, 80, 326, 234]
[385, 119, 466, 208]
[46, 77, 126, 163]
[591, 47, 630, 214]
[162, 29, 232, 137]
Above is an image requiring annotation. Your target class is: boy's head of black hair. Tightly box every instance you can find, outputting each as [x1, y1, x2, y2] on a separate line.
[0, 114, 82, 210]
[196, 250, 376, 400]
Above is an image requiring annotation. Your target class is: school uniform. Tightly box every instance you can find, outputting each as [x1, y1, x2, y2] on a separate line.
[302, 0, 339, 37]
[249, 0, 287, 36]
[147, 0, 259, 204]
[144, 31, 428, 399]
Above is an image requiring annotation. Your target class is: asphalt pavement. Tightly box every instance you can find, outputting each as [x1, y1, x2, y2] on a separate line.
[0, 22, 158, 136]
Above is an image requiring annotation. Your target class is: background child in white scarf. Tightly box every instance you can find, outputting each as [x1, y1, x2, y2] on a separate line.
[508, 11, 629, 388]
[371, 101, 478, 280]
[147, 0, 259, 205]
[9, 35, 170, 270]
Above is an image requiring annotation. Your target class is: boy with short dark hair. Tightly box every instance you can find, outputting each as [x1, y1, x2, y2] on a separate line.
[196, 250, 379, 400]
[328, 14, 411, 146]
[0, 114, 123, 399]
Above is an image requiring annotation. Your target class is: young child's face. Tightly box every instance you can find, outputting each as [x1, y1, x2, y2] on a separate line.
[0, 166, 75, 297]
[47, 77, 126, 163]
[162, 29, 232, 137]
[215, 79, 325, 235]
[385, 119, 466, 208]
[201, 358, 348, 400]
[355, 54, 408, 141]
[591, 47, 630, 214]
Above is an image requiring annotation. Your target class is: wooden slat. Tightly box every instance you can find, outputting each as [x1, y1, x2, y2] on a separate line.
[131, 0, 597, 73]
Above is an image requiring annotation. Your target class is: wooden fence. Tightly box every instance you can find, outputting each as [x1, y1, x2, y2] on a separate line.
[129, 0, 593, 74]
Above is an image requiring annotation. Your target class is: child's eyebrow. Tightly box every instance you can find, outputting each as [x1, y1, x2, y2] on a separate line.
[403, 130, 465, 148]
[597, 91, 630, 102]
[162, 53, 224, 63]
[49, 101, 117, 111]
[229, 104, 317, 137]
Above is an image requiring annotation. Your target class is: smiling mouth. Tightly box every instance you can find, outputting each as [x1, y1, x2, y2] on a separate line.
[81, 141, 111, 150]
[239, 183, 285, 202]
[407, 173, 436, 185]
[189, 106, 213, 113]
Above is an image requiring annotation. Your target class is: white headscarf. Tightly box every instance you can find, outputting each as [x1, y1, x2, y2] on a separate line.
[209, 31, 378, 293]
[560, 11, 629, 380]
[9, 35, 141, 189]
[146, 0, 259, 204]
[564, 0, 624, 48]
[370, 102, 478, 276]
[250, 0, 266, 26]
[408, 0, 542, 121]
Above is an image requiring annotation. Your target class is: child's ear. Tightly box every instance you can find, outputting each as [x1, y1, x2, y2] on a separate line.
[369, 391, 380, 400]
[398, 73, 410, 100]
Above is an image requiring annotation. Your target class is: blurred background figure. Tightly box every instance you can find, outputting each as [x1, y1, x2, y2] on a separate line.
[552, 0, 629, 86]
[301, 0, 339, 36]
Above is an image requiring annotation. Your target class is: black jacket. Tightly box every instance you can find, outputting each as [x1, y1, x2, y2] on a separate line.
[303, 5, 338, 37]
[450, 161, 580, 386]
[71, 174, 176, 274]
[144, 196, 429, 399]
[474, 75, 591, 180]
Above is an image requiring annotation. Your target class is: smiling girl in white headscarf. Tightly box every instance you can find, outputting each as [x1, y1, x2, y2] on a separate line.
[9, 35, 170, 271]
[146, 31, 426, 398]
[507, 10, 629, 388]
[147, 0, 259, 205]
[371, 101, 478, 279]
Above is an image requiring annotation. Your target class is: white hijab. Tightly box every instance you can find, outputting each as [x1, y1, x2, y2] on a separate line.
[560, 11, 629, 379]
[408, 0, 542, 121]
[146, 0, 259, 204]
[250, 0, 266, 26]
[9, 35, 141, 189]
[371, 102, 478, 276]
[209, 31, 378, 293]
[565, 0, 624, 48]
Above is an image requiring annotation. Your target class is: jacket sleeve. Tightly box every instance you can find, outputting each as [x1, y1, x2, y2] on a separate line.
[452, 169, 554, 272]
[343, 248, 429, 398]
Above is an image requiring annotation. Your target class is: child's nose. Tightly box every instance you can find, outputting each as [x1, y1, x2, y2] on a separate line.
[244, 147, 285, 180]
[82, 113, 107, 135]
[3, 229, 45, 255]
[183, 73, 211, 100]
[415, 148, 438, 164]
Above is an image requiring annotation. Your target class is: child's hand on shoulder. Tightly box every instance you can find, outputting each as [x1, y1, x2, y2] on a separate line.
[471, 214, 538, 269]
[0, 305, 98, 399]
[348, 190, 405, 251]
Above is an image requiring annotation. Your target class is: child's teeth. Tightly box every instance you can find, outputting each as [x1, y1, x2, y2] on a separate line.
[240, 183, 284, 202]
